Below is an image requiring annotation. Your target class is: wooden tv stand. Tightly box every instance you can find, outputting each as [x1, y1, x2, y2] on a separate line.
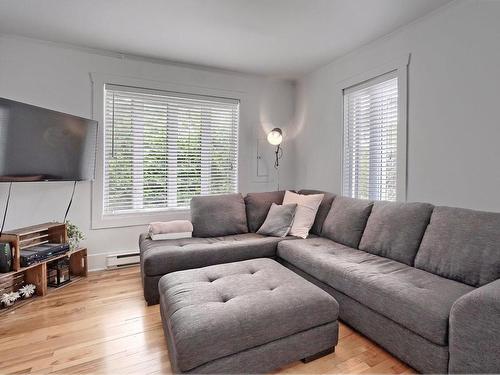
[0, 222, 87, 314]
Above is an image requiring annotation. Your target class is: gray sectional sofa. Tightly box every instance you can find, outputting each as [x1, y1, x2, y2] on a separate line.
[139, 189, 500, 374]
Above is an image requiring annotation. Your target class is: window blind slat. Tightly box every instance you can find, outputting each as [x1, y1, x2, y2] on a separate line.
[103, 84, 239, 215]
[343, 76, 398, 202]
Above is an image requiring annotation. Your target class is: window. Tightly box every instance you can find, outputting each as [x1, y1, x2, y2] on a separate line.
[103, 84, 239, 215]
[343, 72, 399, 201]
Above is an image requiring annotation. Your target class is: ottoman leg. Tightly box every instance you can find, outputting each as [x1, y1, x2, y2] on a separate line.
[301, 347, 335, 363]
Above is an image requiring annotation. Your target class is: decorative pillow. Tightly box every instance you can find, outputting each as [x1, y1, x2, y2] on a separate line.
[321, 196, 373, 248]
[244, 191, 286, 232]
[191, 193, 248, 237]
[282, 191, 324, 239]
[298, 189, 336, 235]
[257, 203, 298, 237]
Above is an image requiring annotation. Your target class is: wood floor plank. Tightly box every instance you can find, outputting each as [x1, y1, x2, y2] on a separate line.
[0, 266, 415, 374]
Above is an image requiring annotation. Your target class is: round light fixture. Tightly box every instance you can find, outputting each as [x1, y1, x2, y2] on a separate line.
[267, 128, 283, 146]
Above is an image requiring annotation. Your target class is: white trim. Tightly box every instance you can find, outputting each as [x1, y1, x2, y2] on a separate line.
[343, 70, 397, 95]
[90, 72, 245, 229]
[337, 53, 410, 202]
[105, 84, 241, 104]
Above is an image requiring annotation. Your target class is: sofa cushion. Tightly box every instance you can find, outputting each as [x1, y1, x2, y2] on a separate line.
[415, 206, 500, 287]
[321, 196, 373, 248]
[140, 233, 287, 276]
[298, 189, 336, 235]
[283, 191, 324, 238]
[278, 237, 474, 346]
[244, 191, 286, 232]
[159, 258, 339, 372]
[256, 203, 297, 237]
[191, 193, 248, 237]
[359, 201, 434, 266]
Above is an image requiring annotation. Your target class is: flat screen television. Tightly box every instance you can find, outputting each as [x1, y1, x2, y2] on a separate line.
[0, 97, 98, 182]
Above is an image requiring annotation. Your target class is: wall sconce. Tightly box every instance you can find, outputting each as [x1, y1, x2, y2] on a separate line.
[267, 127, 283, 190]
[267, 127, 283, 169]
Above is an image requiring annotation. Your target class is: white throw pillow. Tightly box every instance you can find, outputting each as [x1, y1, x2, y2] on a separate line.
[283, 191, 324, 238]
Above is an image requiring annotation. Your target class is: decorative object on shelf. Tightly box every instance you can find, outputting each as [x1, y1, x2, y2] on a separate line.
[1, 293, 12, 307]
[19, 283, 36, 298]
[20, 242, 70, 267]
[48, 258, 71, 287]
[66, 221, 85, 250]
[0, 242, 12, 273]
[267, 127, 284, 189]
[1, 291, 20, 307]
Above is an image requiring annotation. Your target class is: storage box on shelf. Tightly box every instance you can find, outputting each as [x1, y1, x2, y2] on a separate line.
[0, 222, 87, 314]
[0, 272, 24, 295]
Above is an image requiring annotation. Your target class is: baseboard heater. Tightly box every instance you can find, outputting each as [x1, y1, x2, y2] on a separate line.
[106, 252, 140, 269]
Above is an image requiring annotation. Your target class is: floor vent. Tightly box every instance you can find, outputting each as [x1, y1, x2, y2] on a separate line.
[106, 252, 140, 269]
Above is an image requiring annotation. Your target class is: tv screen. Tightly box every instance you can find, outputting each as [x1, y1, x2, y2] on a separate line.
[0, 97, 97, 182]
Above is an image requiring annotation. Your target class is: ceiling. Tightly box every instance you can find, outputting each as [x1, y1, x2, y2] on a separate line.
[0, 0, 452, 77]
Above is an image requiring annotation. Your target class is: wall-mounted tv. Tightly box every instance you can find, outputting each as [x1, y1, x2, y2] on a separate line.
[0, 98, 98, 182]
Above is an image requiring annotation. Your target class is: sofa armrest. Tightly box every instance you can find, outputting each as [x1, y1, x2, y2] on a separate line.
[449, 278, 500, 374]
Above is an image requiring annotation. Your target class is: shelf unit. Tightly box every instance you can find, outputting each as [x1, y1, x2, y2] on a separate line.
[0, 222, 87, 315]
[1, 222, 67, 271]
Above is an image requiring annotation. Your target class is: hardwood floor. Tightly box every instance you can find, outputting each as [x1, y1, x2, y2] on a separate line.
[0, 266, 415, 374]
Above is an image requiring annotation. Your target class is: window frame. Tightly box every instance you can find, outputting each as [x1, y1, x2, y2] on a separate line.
[338, 53, 409, 202]
[90, 73, 243, 229]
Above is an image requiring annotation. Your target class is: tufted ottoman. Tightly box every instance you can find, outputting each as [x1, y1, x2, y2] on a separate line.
[159, 258, 339, 374]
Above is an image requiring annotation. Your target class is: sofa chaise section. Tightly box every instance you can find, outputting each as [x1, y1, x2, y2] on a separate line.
[279, 198, 500, 374]
[140, 191, 300, 305]
[279, 199, 438, 373]
[282, 261, 451, 374]
[278, 237, 474, 347]
[277, 238, 473, 373]
[140, 233, 286, 304]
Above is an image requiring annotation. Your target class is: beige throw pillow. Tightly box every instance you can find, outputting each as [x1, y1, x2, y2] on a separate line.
[283, 191, 324, 238]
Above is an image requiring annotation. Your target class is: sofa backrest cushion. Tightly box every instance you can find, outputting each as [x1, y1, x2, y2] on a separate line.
[244, 191, 285, 232]
[321, 196, 373, 248]
[358, 201, 434, 266]
[191, 193, 248, 237]
[298, 189, 336, 235]
[415, 206, 500, 287]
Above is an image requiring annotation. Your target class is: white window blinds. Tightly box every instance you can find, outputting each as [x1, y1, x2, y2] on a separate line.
[343, 72, 398, 201]
[103, 84, 239, 215]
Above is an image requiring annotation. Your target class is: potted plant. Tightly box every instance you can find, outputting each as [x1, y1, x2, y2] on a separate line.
[66, 221, 85, 250]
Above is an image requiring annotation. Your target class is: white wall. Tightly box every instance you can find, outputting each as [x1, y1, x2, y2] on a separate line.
[0, 36, 296, 270]
[294, 0, 500, 212]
